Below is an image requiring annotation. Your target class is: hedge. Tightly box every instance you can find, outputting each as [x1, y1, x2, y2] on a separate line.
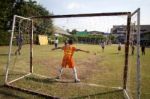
[0, 31, 11, 46]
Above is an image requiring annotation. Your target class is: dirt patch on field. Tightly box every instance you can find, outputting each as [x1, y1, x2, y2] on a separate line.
[75, 55, 107, 81]
[33, 54, 109, 82]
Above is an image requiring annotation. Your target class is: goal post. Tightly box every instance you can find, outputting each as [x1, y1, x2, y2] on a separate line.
[30, 19, 33, 73]
[136, 8, 141, 99]
[131, 8, 141, 99]
[5, 15, 32, 84]
[123, 12, 131, 90]
[4, 9, 141, 98]
[32, 13, 132, 99]
[123, 8, 141, 99]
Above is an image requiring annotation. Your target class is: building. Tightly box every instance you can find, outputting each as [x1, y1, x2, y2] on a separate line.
[89, 31, 104, 35]
[76, 30, 105, 36]
[53, 26, 71, 36]
[141, 32, 150, 46]
[111, 25, 150, 45]
[111, 25, 126, 43]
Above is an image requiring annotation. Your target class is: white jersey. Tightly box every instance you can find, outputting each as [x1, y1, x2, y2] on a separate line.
[55, 39, 58, 44]
[101, 42, 105, 47]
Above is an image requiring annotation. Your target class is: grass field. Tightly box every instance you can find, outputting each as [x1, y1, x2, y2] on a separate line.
[0, 44, 150, 99]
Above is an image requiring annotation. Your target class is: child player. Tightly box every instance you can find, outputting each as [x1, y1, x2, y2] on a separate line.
[118, 43, 121, 53]
[52, 39, 89, 83]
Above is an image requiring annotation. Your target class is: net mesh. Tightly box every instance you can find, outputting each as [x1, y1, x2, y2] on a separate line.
[126, 12, 139, 99]
[7, 16, 31, 82]
[6, 15, 138, 98]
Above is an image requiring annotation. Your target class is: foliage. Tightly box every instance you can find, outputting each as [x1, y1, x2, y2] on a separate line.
[0, 31, 10, 45]
[48, 35, 68, 44]
[0, 0, 53, 45]
[0, 0, 14, 30]
[71, 34, 106, 44]
[13, 0, 53, 36]
[70, 29, 77, 35]
[108, 33, 116, 42]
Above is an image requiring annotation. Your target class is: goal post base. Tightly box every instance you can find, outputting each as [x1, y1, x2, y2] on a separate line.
[4, 83, 59, 99]
[123, 89, 132, 99]
[4, 72, 131, 99]
[7, 73, 31, 85]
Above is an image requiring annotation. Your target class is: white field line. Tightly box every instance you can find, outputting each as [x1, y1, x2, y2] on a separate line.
[123, 89, 132, 99]
[78, 82, 122, 90]
[7, 73, 31, 84]
[32, 73, 123, 90]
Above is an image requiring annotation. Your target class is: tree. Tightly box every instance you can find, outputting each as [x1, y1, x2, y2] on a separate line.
[0, 0, 53, 34]
[66, 29, 70, 33]
[0, 0, 53, 45]
[0, 0, 15, 30]
[13, 0, 53, 36]
[108, 33, 115, 42]
[71, 29, 77, 35]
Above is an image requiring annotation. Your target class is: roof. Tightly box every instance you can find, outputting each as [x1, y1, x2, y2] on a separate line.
[53, 26, 71, 36]
[111, 25, 150, 34]
[89, 31, 104, 35]
[76, 31, 89, 36]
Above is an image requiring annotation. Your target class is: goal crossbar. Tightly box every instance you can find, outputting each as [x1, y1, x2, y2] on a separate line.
[31, 12, 130, 19]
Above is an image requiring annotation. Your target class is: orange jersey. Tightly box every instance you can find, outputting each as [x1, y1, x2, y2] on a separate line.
[61, 45, 76, 68]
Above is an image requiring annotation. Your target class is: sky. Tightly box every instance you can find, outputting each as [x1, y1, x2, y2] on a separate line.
[33, 0, 150, 32]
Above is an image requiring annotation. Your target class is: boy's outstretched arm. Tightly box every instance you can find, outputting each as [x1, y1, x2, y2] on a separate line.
[51, 47, 63, 51]
[76, 49, 90, 53]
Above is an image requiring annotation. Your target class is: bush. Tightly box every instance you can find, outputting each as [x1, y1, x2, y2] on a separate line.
[0, 31, 11, 46]
[72, 34, 106, 44]
[48, 35, 68, 44]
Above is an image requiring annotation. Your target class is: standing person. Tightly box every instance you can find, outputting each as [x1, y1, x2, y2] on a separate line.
[99, 42, 105, 52]
[52, 39, 89, 83]
[15, 34, 23, 55]
[54, 37, 59, 48]
[141, 44, 145, 55]
[118, 43, 121, 53]
[100, 42, 105, 52]
[131, 45, 135, 55]
[64, 40, 68, 46]
[130, 42, 135, 55]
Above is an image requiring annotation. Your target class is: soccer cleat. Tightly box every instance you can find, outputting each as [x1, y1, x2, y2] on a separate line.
[55, 76, 61, 79]
[15, 52, 17, 55]
[75, 79, 80, 83]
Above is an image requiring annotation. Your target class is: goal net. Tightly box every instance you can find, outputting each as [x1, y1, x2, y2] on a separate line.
[5, 10, 140, 99]
[127, 9, 141, 99]
[5, 15, 32, 84]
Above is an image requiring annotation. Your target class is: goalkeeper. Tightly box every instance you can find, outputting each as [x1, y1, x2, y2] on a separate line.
[52, 39, 89, 82]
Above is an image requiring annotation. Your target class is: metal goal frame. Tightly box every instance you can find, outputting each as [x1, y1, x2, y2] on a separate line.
[4, 8, 141, 99]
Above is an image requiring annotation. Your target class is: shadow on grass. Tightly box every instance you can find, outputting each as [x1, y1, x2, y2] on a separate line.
[25, 76, 57, 84]
[0, 53, 8, 56]
[25, 76, 78, 84]
[110, 52, 119, 54]
[0, 53, 15, 56]
[0, 73, 26, 77]
[71, 89, 124, 99]
[0, 73, 28, 99]
[0, 85, 25, 99]
[0, 74, 21, 98]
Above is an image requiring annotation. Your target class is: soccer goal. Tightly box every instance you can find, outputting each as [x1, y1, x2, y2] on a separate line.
[4, 8, 141, 99]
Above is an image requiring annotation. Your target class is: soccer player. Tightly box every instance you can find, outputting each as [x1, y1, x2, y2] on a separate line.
[52, 39, 89, 82]
[15, 34, 23, 55]
[118, 43, 121, 53]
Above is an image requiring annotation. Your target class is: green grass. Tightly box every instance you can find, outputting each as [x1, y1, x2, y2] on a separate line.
[0, 44, 150, 99]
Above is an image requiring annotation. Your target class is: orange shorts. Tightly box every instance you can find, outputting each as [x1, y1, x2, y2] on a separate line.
[61, 56, 75, 68]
